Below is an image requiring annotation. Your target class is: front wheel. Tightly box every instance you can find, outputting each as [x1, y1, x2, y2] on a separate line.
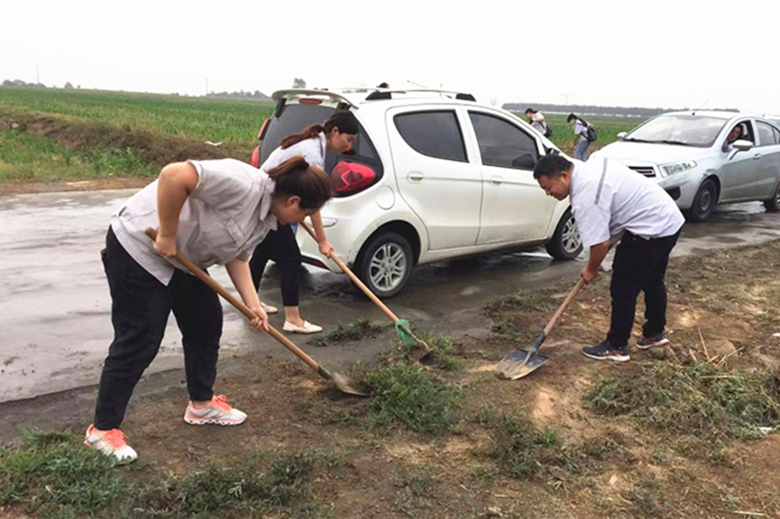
[687, 179, 717, 222]
[355, 231, 414, 298]
[763, 181, 780, 212]
[545, 208, 583, 260]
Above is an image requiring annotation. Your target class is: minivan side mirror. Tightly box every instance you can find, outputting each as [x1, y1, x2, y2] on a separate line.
[728, 139, 753, 161]
[617, 132, 628, 139]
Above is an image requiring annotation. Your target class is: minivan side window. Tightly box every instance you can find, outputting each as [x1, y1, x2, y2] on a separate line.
[469, 112, 539, 170]
[757, 121, 779, 146]
[394, 111, 467, 162]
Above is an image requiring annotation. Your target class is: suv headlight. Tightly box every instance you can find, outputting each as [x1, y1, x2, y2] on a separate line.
[661, 161, 697, 178]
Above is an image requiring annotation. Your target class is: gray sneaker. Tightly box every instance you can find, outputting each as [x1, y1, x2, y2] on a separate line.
[636, 334, 670, 350]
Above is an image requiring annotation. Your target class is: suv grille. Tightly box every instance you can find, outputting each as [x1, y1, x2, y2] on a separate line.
[628, 166, 656, 178]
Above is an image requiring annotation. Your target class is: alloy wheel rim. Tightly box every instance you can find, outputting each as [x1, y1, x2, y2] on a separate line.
[369, 243, 407, 292]
[562, 216, 582, 254]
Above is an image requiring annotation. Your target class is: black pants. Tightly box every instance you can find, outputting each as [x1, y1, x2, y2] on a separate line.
[94, 228, 222, 430]
[249, 224, 301, 307]
[606, 230, 681, 348]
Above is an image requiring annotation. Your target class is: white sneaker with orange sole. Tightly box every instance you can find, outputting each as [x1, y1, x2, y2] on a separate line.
[184, 394, 247, 426]
[84, 424, 138, 464]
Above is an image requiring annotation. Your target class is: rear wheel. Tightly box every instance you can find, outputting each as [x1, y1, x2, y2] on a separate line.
[545, 208, 583, 260]
[355, 231, 414, 298]
[687, 179, 717, 222]
[763, 182, 780, 212]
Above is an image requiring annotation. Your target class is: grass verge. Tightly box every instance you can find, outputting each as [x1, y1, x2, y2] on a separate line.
[0, 428, 331, 518]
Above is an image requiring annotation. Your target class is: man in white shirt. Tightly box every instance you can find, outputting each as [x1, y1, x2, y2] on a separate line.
[534, 154, 685, 361]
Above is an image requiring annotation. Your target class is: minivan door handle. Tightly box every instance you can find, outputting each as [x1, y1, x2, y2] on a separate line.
[490, 176, 503, 185]
[753, 153, 762, 160]
[408, 172, 424, 183]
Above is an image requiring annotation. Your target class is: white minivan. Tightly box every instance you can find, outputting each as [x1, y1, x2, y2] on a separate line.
[251, 88, 582, 297]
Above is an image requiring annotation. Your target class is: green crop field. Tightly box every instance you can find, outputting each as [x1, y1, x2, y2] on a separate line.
[0, 87, 647, 186]
[0, 87, 274, 184]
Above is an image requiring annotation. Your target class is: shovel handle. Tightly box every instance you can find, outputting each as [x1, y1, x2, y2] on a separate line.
[144, 228, 327, 377]
[300, 221, 401, 323]
[543, 277, 586, 336]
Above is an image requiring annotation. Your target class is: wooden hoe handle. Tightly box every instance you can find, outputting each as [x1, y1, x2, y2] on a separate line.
[299, 221, 400, 323]
[144, 228, 322, 374]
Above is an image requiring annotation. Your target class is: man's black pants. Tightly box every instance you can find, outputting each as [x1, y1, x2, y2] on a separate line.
[249, 224, 301, 307]
[606, 230, 681, 348]
[94, 228, 222, 430]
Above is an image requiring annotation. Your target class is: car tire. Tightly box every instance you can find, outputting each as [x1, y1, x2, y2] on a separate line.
[687, 178, 718, 222]
[763, 182, 780, 212]
[545, 208, 583, 260]
[355, 231, 414, 298]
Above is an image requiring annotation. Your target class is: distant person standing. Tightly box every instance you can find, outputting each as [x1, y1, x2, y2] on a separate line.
[568, 113, 592, 160]
[524, 108, 551, 137]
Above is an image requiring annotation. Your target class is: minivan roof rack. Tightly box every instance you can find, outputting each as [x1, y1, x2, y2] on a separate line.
[363, 89, 476, 101]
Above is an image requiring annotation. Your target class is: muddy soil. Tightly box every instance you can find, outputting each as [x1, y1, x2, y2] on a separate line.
[2, 240, 780, 518]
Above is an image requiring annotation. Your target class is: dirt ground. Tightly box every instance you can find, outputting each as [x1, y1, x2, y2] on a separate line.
[2, 241, 780, 518]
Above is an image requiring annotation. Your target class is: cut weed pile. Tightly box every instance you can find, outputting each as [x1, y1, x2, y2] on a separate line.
[0, 428, 335, 518]
[313, 318, 385, 347]
[587, 360, 780, 441]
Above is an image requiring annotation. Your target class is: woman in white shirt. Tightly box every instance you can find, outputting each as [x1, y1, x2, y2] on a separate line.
[85, 156, 332, 464]
[250, 111, 358, 334]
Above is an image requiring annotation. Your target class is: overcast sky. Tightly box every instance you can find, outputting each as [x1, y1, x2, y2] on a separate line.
[2, 0, 779, 113]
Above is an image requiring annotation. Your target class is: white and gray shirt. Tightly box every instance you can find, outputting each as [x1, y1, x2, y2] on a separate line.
[111, 159, 278, 285]
[570, 157, 685, 249]
[262, 133, 327, 171]
[574, 120, 589, 143]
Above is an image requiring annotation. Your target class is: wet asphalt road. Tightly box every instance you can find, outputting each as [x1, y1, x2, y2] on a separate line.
[1, 189, 779, 403]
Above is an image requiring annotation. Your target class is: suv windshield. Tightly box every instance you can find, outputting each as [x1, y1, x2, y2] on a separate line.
[625, 115, 727, 147]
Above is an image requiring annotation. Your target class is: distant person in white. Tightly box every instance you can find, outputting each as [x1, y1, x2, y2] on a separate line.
[568, 113, 591, 160]
[534, 154, 685, 362]
[524, 108, 549, 136]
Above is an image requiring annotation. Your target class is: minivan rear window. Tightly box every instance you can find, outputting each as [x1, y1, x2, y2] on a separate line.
[258, 102, 383, 197]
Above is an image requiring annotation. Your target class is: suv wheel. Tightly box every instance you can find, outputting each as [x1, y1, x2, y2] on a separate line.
[355, 231, 413, 298]
[545, 208, 583, 260]
[688, 178, 717, 222]
[763, 181, 780, 212]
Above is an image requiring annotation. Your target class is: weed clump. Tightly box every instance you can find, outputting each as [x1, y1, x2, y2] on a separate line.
[586, 361, 780, 441]
[363, 364, 461, 435]
[314, 318, 385, 347]
[474, 407, 635, 484]
[397, 331, 462, 371]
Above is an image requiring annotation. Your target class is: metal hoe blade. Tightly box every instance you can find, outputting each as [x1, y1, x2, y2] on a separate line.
[331, 372, 370, 397]
[495, 349, 549, 380]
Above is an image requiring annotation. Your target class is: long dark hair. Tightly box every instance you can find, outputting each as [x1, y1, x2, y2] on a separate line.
[265, 156, 332, 210]
[279, 111, 359, 149]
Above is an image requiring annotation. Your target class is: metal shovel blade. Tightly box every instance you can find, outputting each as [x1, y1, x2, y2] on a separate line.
[331, 372, 370, 397]
[495, 349, 549, 380]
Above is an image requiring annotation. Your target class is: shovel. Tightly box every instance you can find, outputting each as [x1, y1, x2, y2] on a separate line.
[495, 278, 586, 380]
[145, 228, 368, 397]
[299, 221, 432, 360]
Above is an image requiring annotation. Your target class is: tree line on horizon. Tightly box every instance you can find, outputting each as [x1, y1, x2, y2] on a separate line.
[503, 102, 739, 117]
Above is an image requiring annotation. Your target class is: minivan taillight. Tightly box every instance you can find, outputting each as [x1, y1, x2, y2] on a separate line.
[257, 118, 270, 141]
[331, 161, 377, 195]
[250, 146, 260, 168]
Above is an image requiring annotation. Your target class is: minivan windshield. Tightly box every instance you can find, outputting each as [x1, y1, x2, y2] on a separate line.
[624, 115, 727, 148]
